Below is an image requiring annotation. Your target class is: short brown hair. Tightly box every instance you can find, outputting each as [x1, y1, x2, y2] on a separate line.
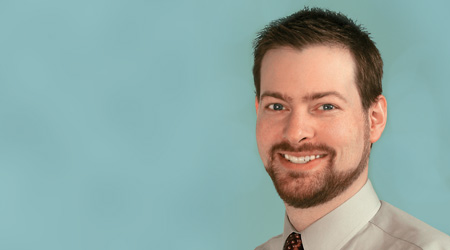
[252, 7, 383, 110]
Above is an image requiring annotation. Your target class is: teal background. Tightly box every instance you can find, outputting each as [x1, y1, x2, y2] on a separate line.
[0, 0, 449, 249]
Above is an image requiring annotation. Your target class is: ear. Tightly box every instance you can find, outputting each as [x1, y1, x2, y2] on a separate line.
[368, 95, 387, 143]
[255, 96, 260, 115]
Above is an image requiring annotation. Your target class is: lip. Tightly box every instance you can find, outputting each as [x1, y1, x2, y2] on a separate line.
[279, 151, 327, 158]
[277, 152, 328, 171]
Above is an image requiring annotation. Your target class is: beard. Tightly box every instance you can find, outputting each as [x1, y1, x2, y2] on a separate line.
[265, 127, 371, 209]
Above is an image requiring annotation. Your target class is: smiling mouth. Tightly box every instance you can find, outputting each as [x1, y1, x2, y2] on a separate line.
[282, 154, 325, 164]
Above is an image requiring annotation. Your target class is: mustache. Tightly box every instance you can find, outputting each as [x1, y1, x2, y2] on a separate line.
[270, 141, 336, 156]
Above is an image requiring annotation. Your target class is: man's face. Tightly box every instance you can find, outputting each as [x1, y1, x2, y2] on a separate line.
[255, 45, 371, 208]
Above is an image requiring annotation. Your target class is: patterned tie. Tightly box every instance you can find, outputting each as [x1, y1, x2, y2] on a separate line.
[283, 232, 304, 250]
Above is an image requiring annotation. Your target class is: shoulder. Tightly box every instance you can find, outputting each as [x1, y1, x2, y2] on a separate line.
[254, 234, 283, 250]
[369, 200, 450, 249]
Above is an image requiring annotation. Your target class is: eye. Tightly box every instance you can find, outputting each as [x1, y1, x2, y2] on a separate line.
[268, 103, 285, 111]
[318, 104, 335, 111]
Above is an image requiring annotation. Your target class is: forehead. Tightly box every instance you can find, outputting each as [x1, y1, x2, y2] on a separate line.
[260, 45, 359, 102]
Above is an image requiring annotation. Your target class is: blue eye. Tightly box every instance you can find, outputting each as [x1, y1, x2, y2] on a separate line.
[269, 103, 285, 110]
[320, 104, 335, 110]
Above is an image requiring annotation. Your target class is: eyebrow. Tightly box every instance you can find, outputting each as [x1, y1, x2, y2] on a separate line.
[260, 91, 293, 102]
[304, 91, 348, 103]
[259, 91, 347, 103]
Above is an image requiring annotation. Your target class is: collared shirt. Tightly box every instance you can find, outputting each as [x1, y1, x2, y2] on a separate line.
[255, 180, 450, 250]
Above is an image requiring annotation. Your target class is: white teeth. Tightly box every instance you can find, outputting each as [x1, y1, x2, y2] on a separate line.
[283, 154, 323, 164]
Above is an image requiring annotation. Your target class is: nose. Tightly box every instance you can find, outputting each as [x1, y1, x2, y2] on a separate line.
[283, 110, 314, 144]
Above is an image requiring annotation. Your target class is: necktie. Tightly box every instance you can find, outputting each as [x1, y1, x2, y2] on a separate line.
[283, 232, 304, 250]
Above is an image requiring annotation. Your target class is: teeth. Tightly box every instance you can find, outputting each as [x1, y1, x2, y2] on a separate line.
[283, 154, 323, 164]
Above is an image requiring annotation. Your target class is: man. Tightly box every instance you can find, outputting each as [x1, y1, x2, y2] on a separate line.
[253, 8, 450, 250]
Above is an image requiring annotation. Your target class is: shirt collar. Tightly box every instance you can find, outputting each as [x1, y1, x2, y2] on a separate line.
[282, 180, 381, 250]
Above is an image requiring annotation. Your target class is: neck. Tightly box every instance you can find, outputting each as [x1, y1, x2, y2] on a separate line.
[285, 169, 368, 232]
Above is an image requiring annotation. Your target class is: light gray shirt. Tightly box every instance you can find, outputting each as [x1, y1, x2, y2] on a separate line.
[255, 180, 450, 250]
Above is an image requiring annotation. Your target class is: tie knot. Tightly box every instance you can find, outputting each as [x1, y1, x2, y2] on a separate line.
[283, 232, 304, 250]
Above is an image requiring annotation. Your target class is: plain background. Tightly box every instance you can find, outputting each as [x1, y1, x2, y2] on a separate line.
[1, 0, 449, 249]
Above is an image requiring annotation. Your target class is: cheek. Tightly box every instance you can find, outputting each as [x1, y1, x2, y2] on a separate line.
[320, 117, 366, 166]
[323, 113, 364, 138]
[322, 121, 355, 142]
[255, 117, 268, 151]
[256, 116, 281, 156]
